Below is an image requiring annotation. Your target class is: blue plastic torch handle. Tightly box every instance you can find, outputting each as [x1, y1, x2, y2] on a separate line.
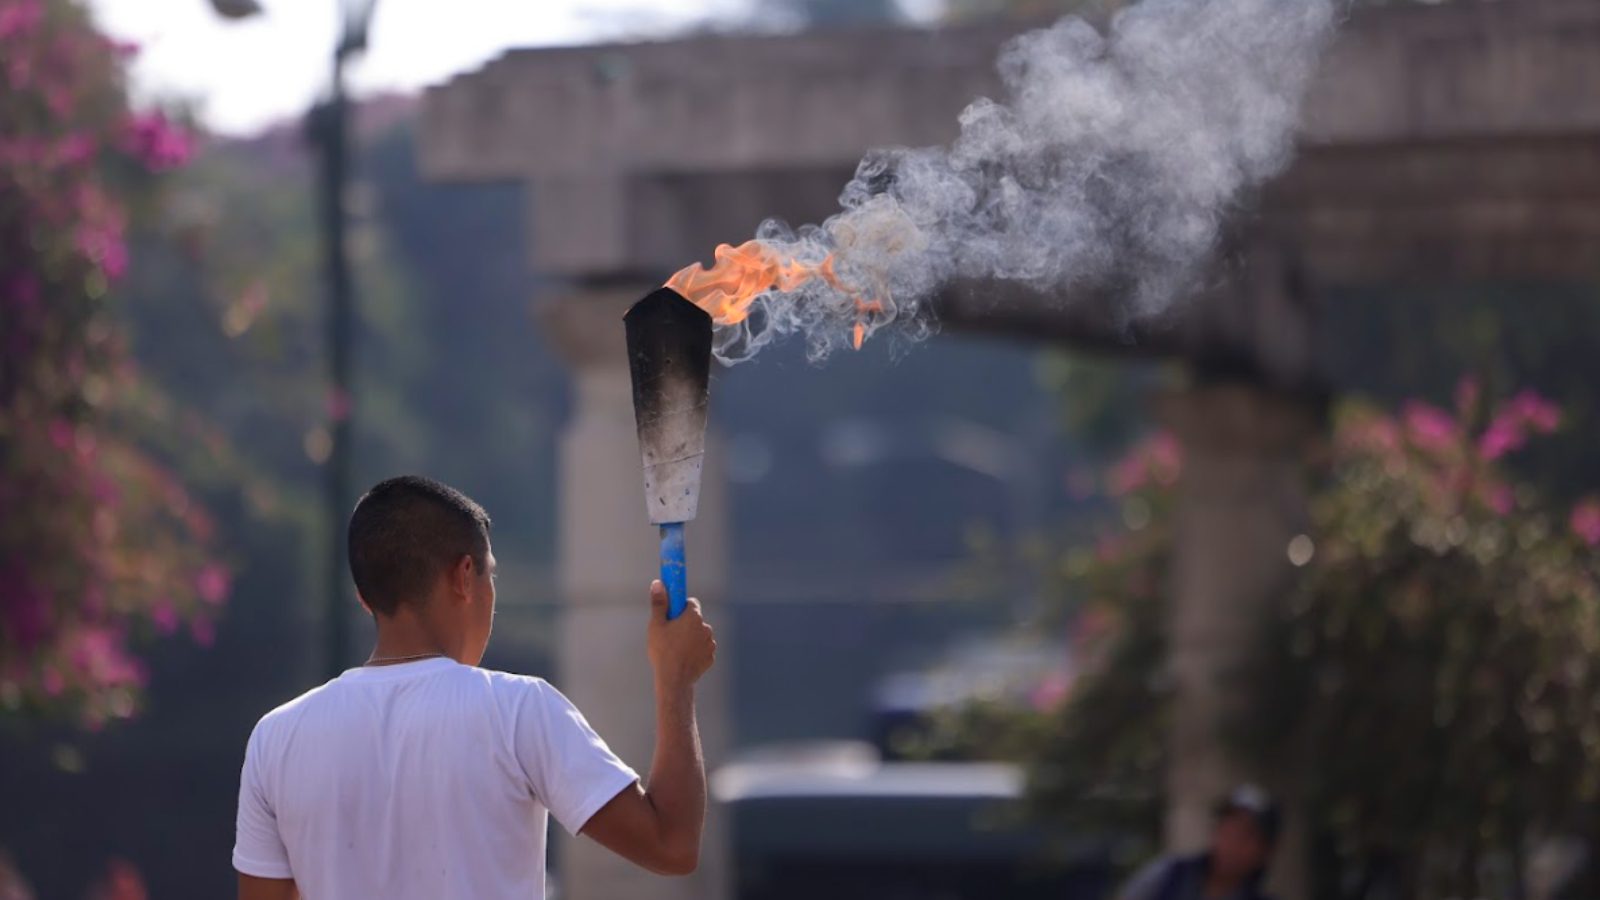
[659, 523, 687, 620]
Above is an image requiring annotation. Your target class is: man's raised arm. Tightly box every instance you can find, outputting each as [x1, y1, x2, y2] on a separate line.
[580, 580, 717, 876]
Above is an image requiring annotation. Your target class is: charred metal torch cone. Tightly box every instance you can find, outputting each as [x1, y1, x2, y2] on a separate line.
[624, 287, 713, 620]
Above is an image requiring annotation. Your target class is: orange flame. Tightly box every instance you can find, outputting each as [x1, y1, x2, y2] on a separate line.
[665, 240, 883, 350]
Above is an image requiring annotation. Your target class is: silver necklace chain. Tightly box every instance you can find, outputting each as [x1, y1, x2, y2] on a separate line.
[364, 651, 447, 666]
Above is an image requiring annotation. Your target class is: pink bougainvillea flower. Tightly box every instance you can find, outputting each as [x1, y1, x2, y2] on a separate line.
[1571, 499, 1600, 548]
[68, 627, 147, 688]
[1107, 431, 1181, 495]
[44, 84, 73, 118]
[90, 474, 120, 505]
[1029, 669, 1073, 712]
[0, 0, 43, 41]
[6, 51, 33, 87]
[119, 111, 194, 171]
[72, 183, 130, 279]
[1510, 389, 1562, 433]
[1341, 412, 1401, 457]
[149, 601, 180, 635]
[1478, 420, 1524, 462]
[48, 418, 74, 450]
[1107, 454, 1148, 496]
[1481, 481, 1515, 516]
[58, 133, 95, 167]
[1479, 391, 1562, 460]
[1403, 402, 1459, 453]
[195, 564, 231, 605]
[1147, 433, 1182, 487]
[77, 224, 128, 279]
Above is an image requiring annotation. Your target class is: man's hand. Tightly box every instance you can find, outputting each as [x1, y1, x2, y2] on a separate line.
[647, 580, 716, 690]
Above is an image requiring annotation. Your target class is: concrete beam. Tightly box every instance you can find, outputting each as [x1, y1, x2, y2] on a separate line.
[420, 1, 1600, 185]
[937, 234, 1324, 392]
[523, 168, 858, 280]
[420, 1, 1600, 291]
[419, 24, 1009, 183]
[1304, 0, 1600, 146]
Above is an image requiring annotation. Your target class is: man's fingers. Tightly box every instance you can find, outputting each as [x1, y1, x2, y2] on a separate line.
[649, 580, 668, 613]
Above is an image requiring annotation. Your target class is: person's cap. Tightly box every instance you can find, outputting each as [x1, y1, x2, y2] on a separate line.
[1215, 783, 1281, 844]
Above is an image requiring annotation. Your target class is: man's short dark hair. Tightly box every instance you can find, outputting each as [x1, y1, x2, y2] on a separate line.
[347, 476, 491, 616]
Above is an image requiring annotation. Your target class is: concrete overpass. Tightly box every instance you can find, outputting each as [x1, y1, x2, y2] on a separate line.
[417, 3, 1600, 897]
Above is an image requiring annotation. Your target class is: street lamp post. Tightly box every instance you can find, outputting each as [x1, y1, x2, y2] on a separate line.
[211, 0, 378, 678]
[313, 0, 377, 678]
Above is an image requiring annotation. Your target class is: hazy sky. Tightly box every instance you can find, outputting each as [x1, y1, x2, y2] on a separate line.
[87, 0, 741, 135]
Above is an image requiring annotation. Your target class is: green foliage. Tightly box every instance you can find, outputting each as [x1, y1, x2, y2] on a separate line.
[951, 387, 1600, 897]
[1265, 393, 1600, 896]
[911, 428, 1178, 864]
[1019, 429, 1176, 864]
[0, 0, 224, 728]
[1330, 283, 1600, 501]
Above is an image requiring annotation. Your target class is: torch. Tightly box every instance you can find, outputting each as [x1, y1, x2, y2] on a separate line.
[624, 287, 714, 620]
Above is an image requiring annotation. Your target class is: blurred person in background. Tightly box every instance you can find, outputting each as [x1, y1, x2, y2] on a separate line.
[232, 476, 717, 900]
[1117, 785, 1282, 900]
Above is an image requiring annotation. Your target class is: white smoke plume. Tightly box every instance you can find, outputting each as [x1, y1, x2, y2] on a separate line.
[709, 0, 1338, 363]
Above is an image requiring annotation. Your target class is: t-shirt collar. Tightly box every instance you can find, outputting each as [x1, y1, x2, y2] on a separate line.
[337, 657, 460, 682]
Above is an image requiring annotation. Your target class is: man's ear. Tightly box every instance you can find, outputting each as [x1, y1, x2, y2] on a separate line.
[356, 592, 373, 616]
[452, 554, 476, 602]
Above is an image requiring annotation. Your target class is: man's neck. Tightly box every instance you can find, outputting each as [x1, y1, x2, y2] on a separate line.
[368, 611, 455, 666]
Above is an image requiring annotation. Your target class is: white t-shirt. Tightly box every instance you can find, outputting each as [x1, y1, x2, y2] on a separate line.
[233, 658, 638, 899]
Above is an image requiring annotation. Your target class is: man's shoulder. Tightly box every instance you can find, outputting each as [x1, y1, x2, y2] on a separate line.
[471, 666, 556, 699]
[473, 670, 594, 725]
[248, 667, 563, 743]
[475, 667, 548, 687]
[250, 677, 341, 738]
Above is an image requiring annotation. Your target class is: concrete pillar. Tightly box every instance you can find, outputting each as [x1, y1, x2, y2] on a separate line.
[543, 285, 731, 900]
[1161, 383, 1319, 900]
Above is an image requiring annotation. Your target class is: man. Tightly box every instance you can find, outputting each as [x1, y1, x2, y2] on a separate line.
[233, 475, 716, 899]
[1117, 785, 1282, 900]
